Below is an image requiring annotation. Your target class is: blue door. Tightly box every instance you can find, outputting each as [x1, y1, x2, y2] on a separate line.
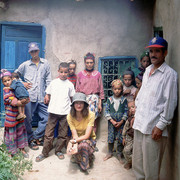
[0, 23, 45, 126]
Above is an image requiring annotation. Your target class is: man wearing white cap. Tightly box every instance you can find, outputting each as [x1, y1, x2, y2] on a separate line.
[16, 42, 51, 150]
[132, 37, 178, 180]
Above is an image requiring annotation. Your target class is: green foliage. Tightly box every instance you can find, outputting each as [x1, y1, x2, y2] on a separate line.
[0, 112, 32, 180]
[0, 142, 32, 180]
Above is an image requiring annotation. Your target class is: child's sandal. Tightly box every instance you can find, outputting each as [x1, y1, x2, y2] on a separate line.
[36, 154, 46, 162]
[56, 152, 65, 160]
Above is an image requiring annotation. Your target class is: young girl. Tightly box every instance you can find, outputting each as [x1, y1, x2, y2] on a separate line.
[134, 71, 143, 99]
[2, 71, 29, 120]
[67, 92, 96, 171]
[104, 79, 128, 163]
[0, 69, 28, 157]
[67, 60, 77, 87]
[139, 51, 151, 71]
[122, 67, 137, 102]
[76, 52, 104, 134]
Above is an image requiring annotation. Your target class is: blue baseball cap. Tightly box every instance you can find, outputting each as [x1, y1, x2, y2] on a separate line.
[146, 37, 168, 49]
[28, 42, 40, 53]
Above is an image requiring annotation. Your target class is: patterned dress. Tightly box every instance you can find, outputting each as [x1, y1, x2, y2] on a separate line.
[76, 70, 104, 119]
[105, 96, 128, 143]
[3, 89, 28, 155]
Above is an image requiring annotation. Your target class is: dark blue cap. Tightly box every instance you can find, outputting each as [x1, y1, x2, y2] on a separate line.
[146, 37, 168, 49]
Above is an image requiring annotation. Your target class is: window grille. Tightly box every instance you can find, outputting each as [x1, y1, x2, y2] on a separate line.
[98, 56, 138, 102]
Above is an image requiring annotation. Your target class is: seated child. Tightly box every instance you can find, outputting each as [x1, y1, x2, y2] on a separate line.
[134, 71, 143, 99]
[36, 62, 75, 162]
[122, 101, 135, 170]
[122, 67, 137, 102]
[3, 71, 29, 120]
[104, 79, 128, 163]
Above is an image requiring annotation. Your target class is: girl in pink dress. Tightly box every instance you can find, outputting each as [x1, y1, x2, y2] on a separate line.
[76, 53, 104, 134]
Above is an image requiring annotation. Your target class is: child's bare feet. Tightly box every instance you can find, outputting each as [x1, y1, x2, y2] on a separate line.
[124, 162, 132, 170]
[117, 154, 125, 164]
[16, 113, 25, 120]
[103, 153, 113, 161]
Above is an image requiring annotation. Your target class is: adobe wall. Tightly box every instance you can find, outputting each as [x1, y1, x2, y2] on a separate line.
[0, 0, 154, 78]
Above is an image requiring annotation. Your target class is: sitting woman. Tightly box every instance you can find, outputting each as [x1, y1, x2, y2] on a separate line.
[67, 92, 96, 171]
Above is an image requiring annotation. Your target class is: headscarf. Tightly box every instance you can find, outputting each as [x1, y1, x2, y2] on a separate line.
[0, 69, 12, 79]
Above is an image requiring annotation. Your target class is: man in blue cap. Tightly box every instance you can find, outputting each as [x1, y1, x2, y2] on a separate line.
[16, 42, 51, 150]
[132, 37, 178, 180]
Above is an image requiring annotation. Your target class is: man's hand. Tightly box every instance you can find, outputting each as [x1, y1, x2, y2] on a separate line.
[44, 94, 50, 104]
[23, 82, 32, 89]
[152, 126, 163, 141]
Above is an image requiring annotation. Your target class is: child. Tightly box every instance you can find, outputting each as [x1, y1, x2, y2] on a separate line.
[2, 71, 29, 120]
[122, 67, 137, 102]
[36, 62, 75, 162]
[122, 101, 135, 170]
[67, 60, 77, 87]
[134, 71, 143, 100]
[0, 69, 28, 157]
[10, 72, 29, 120]
[139, 51, 151, 71]
[104, 79, 128, 163]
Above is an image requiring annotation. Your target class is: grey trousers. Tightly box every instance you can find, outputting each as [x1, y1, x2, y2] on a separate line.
[132, 130, 167, 180]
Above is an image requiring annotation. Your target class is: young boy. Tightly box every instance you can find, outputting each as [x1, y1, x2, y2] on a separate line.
[122, 101, 135, 170]
[67, 60, 77, 87]
[36, 62, 75, 162]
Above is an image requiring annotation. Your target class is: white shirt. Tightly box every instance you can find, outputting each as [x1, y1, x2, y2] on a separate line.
[46, 78, 75, 115]
[133, 62, 177, 137]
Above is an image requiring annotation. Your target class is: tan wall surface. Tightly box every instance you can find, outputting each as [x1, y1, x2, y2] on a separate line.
[154, 0, 180, 180]
[0, 0, 154, 78]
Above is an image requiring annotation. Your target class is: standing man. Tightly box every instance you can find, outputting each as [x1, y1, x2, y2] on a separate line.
[132, 37, 177, 180]
[16, 42, 51, 150]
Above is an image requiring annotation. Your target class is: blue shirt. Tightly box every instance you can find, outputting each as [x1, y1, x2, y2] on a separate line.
[10, 79, 29, 99]
[15, 58, 51, 102]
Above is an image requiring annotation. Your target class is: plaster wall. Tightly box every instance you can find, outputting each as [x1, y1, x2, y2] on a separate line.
[154, 1, 180, 180]
[0, 0, 154, 78]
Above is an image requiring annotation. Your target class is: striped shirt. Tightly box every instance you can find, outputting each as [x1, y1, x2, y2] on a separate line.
[3, 89, 23, 127]
[67, 74, 77, 87]
[133, 62, 178, 137]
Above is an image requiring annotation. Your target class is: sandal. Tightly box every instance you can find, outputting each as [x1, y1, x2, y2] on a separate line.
[36, 154, 46, 162]
[56, 152, 65, 160]
[35, 139, 44, 146]
[29, 141, 39, 150]
[103, 153, 113, 161]
[20, 149, 29, 158]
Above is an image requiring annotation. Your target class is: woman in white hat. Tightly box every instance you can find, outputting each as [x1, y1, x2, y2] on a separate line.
[67, 92, 96, 171]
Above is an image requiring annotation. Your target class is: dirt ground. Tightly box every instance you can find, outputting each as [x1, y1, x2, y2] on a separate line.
[0, 117, 136, 180]
[22, 125, 136, 180]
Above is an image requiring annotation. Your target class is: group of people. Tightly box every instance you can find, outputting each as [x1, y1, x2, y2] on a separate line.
[0, 36, 178, 179]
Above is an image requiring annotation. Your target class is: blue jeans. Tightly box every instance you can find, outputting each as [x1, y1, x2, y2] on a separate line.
[25, 101, 48, 143]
